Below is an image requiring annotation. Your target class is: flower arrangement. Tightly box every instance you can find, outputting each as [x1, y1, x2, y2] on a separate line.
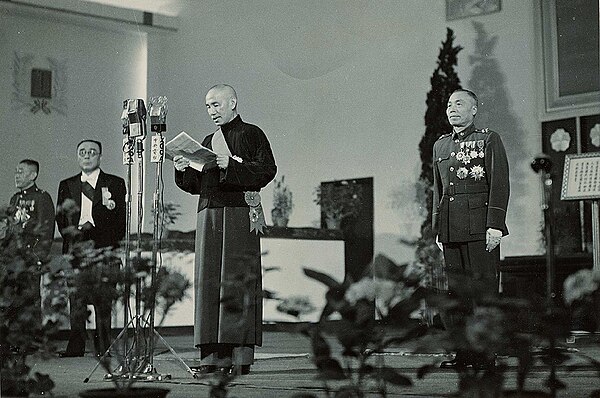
[314, 180, 364, 229]
[285, 254, 430, 397]
[272, 176, 293, 226]
[0, 204, 68, 397]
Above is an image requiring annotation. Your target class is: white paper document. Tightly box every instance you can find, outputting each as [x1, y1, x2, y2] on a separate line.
[165, 131, 217, 172]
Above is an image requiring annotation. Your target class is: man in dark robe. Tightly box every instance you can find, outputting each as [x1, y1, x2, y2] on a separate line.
[174, 84, 276, 375]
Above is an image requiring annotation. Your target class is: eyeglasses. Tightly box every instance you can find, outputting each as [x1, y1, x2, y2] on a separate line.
[78, 149, 99, 157]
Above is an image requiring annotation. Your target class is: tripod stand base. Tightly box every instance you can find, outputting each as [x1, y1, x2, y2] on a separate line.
[104, 364, 172, 381]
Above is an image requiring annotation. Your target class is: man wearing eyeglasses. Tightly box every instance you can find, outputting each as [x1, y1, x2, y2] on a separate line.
[56, 139, 126, 358]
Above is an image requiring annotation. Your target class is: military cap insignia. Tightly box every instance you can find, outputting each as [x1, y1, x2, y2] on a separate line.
[469, 165, 485, 181]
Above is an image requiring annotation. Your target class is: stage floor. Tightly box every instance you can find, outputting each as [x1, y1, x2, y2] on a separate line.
[24, 330, 600, 397]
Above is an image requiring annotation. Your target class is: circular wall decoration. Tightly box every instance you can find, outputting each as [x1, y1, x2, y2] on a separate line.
[550, 128, 571, 152]
[590, 124, 600, 147]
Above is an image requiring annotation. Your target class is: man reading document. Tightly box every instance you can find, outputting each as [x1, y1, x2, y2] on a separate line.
[166, 131, 217, 172]
[173, 84, 276, 375]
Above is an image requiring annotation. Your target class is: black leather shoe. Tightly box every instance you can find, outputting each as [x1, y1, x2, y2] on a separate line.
[190, 365, 216, 374]
[59, 351, 84, 358]
[439, 358, 459, 369]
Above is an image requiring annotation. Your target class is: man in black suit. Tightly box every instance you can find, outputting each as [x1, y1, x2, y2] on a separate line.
[56, 139, 126, 357]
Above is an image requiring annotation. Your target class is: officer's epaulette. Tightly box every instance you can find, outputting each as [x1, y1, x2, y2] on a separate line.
[475, 128, 490, 133]
[436, 133, 451, 141]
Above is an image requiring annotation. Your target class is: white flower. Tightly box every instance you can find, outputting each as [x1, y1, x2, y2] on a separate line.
[563, 269, 599, 305]
[345, 277, 415, 309]
[345, 278, 377, 305]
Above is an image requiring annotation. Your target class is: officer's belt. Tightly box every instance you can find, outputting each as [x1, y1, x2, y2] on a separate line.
[443, 184, 489, 195]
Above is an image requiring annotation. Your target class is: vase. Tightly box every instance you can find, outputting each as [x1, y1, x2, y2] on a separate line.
[79, 387, 170, 398]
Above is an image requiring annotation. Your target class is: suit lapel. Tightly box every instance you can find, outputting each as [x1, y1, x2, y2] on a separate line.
[68, 175, 83, 210]
[93, 171, 105, 207]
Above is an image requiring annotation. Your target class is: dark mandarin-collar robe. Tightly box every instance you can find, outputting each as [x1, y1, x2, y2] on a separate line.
[175, 115, 276, 352]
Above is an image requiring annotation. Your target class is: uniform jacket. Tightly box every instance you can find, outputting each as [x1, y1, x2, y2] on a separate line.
[9, 184, 56, 262]
[432, 123, 509, 243]
[56, 170, 126, 253]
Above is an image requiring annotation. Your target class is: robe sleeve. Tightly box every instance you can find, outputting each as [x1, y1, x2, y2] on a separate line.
[220, 127, 277, 189]
[33, 191, 55, 262]
[174, 168, 205, 195]
[431, 142, 441, 235]
[484, 131, 510, 236]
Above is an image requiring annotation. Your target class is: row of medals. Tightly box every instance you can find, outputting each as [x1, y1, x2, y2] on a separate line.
[456, 140, 485, 165]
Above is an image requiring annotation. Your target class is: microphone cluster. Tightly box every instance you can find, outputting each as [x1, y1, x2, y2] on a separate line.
[121, 97, 167, 164]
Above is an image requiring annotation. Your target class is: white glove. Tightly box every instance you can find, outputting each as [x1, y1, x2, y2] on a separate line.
[486, 228, 503, 252]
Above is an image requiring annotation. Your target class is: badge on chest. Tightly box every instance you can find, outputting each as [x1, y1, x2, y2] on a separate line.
[456, 140, 485, 165]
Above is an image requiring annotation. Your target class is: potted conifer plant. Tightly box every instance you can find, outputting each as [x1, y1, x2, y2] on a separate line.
[314, 180, 364, 229]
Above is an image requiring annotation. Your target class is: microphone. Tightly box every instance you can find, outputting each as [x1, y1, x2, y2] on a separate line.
[149, 96, 167, 163]
[126, 99, 147, 138]
[531, 153, 552, 174]
[121, 100, 130, 135]
[149, 96, 167, 133]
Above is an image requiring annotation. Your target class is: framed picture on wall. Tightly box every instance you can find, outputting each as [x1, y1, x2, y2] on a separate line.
[561, 152, 600, 201]
[446, 0, 501, 21]
[540, 0, 600, 114]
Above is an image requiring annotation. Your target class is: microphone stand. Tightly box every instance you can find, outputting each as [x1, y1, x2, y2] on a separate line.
[531, 154, 556, 303]
[144, 96, 195, 379]
[122, 136, 135, 370]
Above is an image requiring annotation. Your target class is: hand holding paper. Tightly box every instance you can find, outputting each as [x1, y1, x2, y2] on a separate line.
[165, 132, 217, 172]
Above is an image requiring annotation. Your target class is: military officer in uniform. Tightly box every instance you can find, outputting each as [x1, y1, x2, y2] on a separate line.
[431, 89, 510, 368]
[9, 159, 56, 337]
[10, 159, 56, 264]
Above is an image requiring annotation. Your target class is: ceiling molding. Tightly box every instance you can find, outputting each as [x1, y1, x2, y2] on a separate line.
[1, 0, 178, 32]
